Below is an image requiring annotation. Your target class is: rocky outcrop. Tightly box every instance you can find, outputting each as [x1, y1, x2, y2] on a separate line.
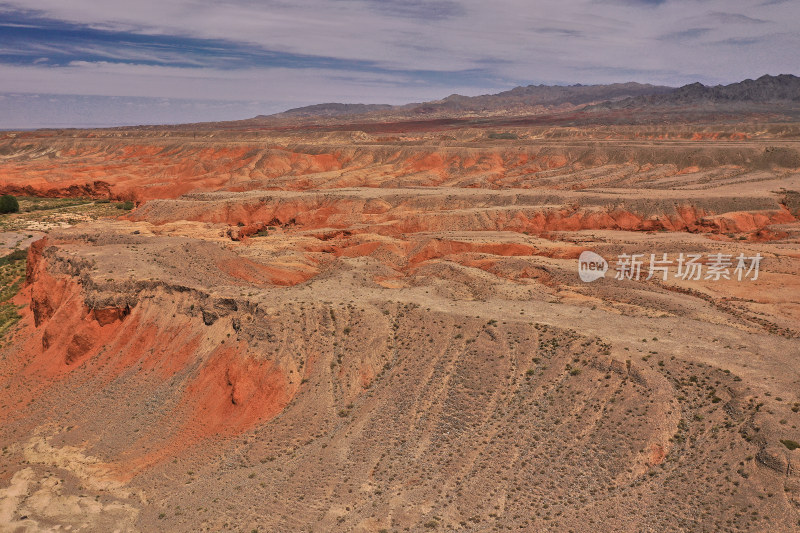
[133, 189, 798, 240]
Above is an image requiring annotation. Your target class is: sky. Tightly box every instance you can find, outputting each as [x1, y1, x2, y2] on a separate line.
[0, 0, 798, 128]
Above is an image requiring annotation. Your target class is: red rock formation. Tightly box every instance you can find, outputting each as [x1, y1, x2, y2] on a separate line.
[1, 240, 295, 470]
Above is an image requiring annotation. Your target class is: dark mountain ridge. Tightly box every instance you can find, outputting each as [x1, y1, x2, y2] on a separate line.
[606, 74, 800, 108]
[264, 102, 394, 119]
[254, 75, 799, 125]
[258, 82, 675, 122]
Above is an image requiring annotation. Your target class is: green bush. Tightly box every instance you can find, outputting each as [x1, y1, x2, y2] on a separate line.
[115, 200, 135, 210]
[781, 439, 800, 450]
[0, 195, 19, 214]
[0, 249, 27, 266]
[488, 132, 518, 140]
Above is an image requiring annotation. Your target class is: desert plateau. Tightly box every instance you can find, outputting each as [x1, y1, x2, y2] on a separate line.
[0, 74, 799, 532]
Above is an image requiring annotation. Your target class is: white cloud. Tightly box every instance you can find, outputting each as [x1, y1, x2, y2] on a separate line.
[0, 61, 494, 104]
[0, 0, 798, 127]
[2, 0, 797, 84]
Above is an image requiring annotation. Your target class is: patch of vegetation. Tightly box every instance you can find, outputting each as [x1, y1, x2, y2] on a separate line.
[0, 248, 26, 340]
[780, 189, 800, 216]
[116, 200, 135, 210]
[488, 132, 519, 140]
[780, 439, 800, 451]
[0, 197, 132, 232]
[0, 249, 26, 266]
[19, 196, 92, 212]
[0, 195, 19, 214]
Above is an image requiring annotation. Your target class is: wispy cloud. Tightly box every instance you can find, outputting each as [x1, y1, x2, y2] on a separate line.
[711, 36, 766, 46]
[533, 27, 584, 37]
[357, 0, 466, 21]
[600, 0, 669, 7]
[706, 12, 768, 24]
[659, 27, 712, 41]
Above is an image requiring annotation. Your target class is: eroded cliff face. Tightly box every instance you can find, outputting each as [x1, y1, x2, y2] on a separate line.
[10, 239, 292, 469]
[132, 188, 799, 242]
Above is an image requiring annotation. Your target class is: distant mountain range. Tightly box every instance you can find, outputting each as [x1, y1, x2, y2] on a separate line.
[402, 82, 674, 115]
[600, 74, 800, 109]
[250, 74, 800, 125]
[272, 103, 394, 118]
[259, 82, 674, 121]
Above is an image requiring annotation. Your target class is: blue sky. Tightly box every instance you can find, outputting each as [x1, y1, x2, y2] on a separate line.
[0, 0, 798, 127]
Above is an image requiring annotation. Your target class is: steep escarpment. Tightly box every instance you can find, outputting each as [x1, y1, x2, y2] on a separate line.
[132, 188, 798, 240]
[3, 234, 368, 470]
